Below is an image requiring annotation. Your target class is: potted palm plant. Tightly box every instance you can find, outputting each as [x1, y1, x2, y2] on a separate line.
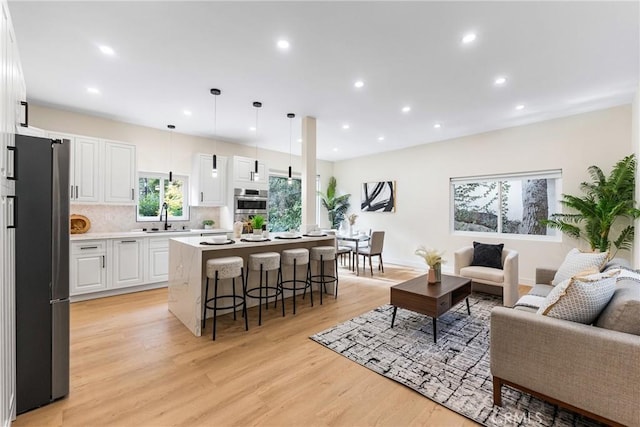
[318, 176, 351, 229]
[542, 154, 640, 257]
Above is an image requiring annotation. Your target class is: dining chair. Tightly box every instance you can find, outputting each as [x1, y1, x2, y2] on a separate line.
[326, 230, 352, 269]
[354, 231, 385, 275]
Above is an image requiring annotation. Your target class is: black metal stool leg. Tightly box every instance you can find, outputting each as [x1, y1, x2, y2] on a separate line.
[279, 267, 285, 317]
[292, 259, 297, 314]
[319, 255, 324, 305]
[242, 268, 248, 331]
[202, 277, 209, 330]
[308, 264, 313, 307]
[232, 277, 237, 320]
[213, 271, 219, 341]
[334, 258, 339, 298]
[258, 265, 263, 326]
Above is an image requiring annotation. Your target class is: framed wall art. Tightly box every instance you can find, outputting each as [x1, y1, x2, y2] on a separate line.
[361, 181, 396, 212]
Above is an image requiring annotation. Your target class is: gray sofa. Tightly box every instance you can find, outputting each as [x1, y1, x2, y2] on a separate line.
[490, 261, 640, 426]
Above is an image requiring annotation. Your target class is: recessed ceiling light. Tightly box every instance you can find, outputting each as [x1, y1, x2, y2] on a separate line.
[462, 33, 477, 44]
[515, 104, 525, 110]
[249, 126, 256, 131]
[342, 124, 350, 130]
[402, 106, 411, 113]
[183, 110, 192, 116]
[434, 123, 442, 129]
[277, 39, 290, 50]
[354, 80, 364, 88]
[378, 136, 384, 141]
[494, 76, 507, 86]
[99, 45, 114, 55]
[86, 87, 100, 95]
[333, 148, 338, 152]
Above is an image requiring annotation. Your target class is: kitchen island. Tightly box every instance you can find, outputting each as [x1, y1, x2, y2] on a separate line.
[168, 234, 335, 336]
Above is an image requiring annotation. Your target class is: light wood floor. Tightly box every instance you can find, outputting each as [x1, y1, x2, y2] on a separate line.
[14, 265, 524, 427]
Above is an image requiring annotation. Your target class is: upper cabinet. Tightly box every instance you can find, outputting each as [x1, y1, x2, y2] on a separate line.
[231, 155, 267, 190]
[191, 153, 227, 207]
[103, 141, 136, 204]
[47, 131, 136, 205]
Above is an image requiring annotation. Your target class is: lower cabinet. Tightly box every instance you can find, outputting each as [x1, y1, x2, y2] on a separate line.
[147, 237, 169, 283]
[70, 240, 107, 295]
[111, 238, 144, 289]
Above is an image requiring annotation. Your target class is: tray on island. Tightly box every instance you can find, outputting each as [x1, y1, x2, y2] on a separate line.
[200, 240, 235, 246]
[275, 235, 302, 240]
[303, 233, 328, 237]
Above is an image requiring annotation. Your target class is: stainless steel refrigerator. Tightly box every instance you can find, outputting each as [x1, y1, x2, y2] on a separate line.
[14, 134, 70, 414]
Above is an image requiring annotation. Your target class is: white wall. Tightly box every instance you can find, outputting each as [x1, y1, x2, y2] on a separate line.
[633, 86, 640, 268]
[333, 105, 633, 284]
[28, 104, 335, 229]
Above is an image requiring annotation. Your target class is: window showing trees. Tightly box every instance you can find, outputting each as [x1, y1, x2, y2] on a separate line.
[268, 176, 302, 232]
[451, 171, 560, 237]
[138, 173, 189, 221]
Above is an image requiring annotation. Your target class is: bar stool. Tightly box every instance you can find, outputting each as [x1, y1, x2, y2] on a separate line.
[202, 256, 247, 341]
[245, 252, 284, 326]
[309, 246, 338, 304]
[280, 248, 312, 314]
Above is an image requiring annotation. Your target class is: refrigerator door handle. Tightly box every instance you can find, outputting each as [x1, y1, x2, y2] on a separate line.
[6, 195, 16, 229]
[7, 145, 16, 180]
[20, 100, 29, 127]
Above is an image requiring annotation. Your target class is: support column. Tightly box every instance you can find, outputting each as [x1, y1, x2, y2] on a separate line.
[301, 116, 317, 232]
[632, 85, 639, 268]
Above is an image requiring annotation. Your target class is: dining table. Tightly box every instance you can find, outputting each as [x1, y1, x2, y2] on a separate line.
[336, 233, 371, 276]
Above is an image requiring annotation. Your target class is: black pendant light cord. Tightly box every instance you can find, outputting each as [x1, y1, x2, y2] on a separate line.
[287, 113, 295, 181]
[167, 124, 175, 182]
[211, 88, 221, 176]
[253, 102, 262, 179]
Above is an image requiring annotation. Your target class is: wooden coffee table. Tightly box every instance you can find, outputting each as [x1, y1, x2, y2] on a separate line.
[390, 274, 472, 343]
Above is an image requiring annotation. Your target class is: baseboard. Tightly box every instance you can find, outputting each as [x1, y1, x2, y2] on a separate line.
[70, 282, 167, 302]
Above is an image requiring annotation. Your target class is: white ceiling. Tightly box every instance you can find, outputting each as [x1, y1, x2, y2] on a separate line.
[8, 1, 639, 162]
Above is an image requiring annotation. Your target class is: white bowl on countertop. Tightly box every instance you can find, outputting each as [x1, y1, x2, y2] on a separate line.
[211, 235, 227, 243]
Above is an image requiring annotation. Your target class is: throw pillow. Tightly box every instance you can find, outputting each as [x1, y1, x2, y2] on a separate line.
[551, 248, 609, 285]
[537, 271, 618, 324]
[470, 242, 504, 269]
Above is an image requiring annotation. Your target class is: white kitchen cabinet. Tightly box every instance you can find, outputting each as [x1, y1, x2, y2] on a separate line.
[111, 238, 144, 289]
[70, 240, 107, 295]
[46, 133, 137, 205]
[1, 1, 23, 422]
[104, 140, 136, 205]
[191, 153, 227, 206]
[232, 155, 267, 190]
[48, 132, 101, 203]
[147, 237, 169, 283]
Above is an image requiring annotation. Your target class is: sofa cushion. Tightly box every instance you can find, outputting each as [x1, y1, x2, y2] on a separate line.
[602, 257, 632, 271]
[459, 265, 504, 284]
[471, 242, 504, 269]
[513, 284, 554, 312]
[596, 279, 640, 335]
[538, 271, 618, 324]
[552, 248, 609, 286]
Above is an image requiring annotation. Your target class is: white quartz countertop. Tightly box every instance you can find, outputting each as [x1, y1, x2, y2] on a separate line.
[171, 232, 334, 250]
[70, 228, 231, 241]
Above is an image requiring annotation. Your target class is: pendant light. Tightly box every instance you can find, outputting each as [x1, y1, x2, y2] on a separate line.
[167, 124, 175, 182]
[210, 88, 221, 178]
[287, 113, 295, 185]
[252, 101, 262, 181]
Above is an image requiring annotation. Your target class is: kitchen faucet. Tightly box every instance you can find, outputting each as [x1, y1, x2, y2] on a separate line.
[159, 202, 171, 230]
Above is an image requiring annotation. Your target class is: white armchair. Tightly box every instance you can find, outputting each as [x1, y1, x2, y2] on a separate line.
[454, 246, 519, 307]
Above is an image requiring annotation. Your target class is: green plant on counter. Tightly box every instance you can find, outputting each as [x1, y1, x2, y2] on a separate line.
[202, 220, 215, 226]
[250, 215, 265, 231]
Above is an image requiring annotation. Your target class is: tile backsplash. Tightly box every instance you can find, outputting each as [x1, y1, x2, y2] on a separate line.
[70, 204, 222, 233]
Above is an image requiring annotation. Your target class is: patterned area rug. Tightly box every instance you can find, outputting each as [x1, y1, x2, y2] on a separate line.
[310, 293, 601, 427]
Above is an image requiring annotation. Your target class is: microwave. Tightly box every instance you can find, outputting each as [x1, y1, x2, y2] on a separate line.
[234, 188, 268, 214]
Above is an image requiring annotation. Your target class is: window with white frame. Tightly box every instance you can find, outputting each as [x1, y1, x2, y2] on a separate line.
[137, 172, 189, 221]
[451, 170, 561, 237]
